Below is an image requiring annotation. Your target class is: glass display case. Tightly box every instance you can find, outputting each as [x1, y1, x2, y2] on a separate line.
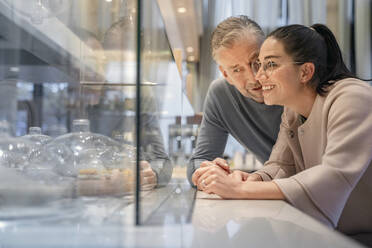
[0, 0, 195, 242]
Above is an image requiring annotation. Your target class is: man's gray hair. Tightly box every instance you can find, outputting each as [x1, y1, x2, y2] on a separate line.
[211, 15, 264, 59]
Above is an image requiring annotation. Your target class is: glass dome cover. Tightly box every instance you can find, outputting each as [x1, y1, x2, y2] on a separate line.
[0, 120, 34, 170]
[47, 119, 135, 177]
[22, 126, 52, 146]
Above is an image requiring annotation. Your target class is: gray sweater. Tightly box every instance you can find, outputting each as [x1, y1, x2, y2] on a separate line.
[187, 78, 283, 185]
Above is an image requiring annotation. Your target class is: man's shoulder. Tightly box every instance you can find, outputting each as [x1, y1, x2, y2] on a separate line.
[208, 78, 233, 96]
[202, 78, 236, 116]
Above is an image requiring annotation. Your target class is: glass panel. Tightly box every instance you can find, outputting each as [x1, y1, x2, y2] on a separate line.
[0, 0, 138, 238]
[0, 0, 195, 239]
[138, 0, 195, 225]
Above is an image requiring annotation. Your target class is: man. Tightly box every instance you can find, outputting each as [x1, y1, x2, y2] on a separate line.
[188, 16, 283, 188]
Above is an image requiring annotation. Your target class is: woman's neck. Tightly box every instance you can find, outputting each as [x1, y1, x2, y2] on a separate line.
[288, 88, 317, 118]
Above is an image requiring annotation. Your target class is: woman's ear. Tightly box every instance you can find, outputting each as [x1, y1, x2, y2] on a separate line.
[300, 62, 315, 85]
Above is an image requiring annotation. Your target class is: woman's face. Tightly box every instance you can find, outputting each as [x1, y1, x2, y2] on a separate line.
[255, 37, 304, 106]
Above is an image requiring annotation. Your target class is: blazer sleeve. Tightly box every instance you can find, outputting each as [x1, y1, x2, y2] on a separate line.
[253, 111, 297, 181]
[274, 83, 372, 227]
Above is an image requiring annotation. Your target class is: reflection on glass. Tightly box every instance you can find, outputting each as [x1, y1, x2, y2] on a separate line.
[0, 0, 194, 231]
[0, 0, 141, 221]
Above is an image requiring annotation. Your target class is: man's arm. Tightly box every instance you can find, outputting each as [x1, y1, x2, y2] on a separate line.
[187, 81, 230, 186]
[187, 116, 229, 186]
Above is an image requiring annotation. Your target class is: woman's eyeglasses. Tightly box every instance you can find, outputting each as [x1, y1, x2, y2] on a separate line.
[251, 60, 304, 77]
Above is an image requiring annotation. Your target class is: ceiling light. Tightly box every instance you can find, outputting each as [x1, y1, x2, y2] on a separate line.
[177, 7, 187, 13]
[106, 0, 112, 2]
[186, 46, 194, 53]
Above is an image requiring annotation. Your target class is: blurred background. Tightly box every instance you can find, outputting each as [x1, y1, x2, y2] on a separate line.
[0, 0, 371, 170]
[159, 0, 372, 168]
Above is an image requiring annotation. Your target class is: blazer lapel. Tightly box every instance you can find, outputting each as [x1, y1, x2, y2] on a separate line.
[298, 95, 327, 168]
[283, 108, 306, 172]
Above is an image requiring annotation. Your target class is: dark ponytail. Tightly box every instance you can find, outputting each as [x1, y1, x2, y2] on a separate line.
[310, 24, 355, 83]
[268, 24, 357, 95]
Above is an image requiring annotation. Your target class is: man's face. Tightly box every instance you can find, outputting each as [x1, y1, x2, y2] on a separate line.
[215, 38, 264, 103]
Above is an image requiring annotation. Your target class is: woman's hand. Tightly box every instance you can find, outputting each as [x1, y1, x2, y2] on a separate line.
[192, 157, 230, 190]
[203, 172, 284, 200]
[246, 173, 263, 181]
[191, 157, 262, 191]
[192, 164, 229, 190]
[202, 171, 245, 198]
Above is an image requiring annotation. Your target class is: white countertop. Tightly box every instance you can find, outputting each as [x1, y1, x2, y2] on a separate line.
[191, 191, 365, 248]
[0, 185, 366, 247]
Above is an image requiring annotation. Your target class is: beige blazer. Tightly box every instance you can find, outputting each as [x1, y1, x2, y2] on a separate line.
[255, 78, 372, 234]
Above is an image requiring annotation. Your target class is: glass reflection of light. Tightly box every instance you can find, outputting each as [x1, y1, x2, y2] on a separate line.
[0, 221, 7, 229]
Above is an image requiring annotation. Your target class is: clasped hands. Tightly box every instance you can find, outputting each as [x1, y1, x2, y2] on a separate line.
[191, 158, 262, 198]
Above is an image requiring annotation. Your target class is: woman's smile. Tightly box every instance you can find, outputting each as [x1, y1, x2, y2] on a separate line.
[262, 85, 275, 91]
[262, 84, 276, 99]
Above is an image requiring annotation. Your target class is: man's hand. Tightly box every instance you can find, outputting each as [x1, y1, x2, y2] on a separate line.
[229, 171, 263, 182]
[192, 157, 231, 190]
[229, 170, 250, 181]
[201, 157, 231, 173]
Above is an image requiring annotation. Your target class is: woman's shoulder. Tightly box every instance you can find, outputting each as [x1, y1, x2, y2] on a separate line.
[328, 78, 372, 97]
[325, 78, 372, 113]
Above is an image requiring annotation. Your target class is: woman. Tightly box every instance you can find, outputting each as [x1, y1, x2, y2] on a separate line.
[193, 24, 372, 234]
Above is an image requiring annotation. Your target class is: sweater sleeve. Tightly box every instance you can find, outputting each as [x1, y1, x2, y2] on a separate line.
[253, 112, 297, 181]
[187, 81, 229, 186]
[274, 82, 372, 227]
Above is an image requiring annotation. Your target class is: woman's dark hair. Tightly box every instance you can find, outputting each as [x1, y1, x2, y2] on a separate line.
[267, 24, 356, 95]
